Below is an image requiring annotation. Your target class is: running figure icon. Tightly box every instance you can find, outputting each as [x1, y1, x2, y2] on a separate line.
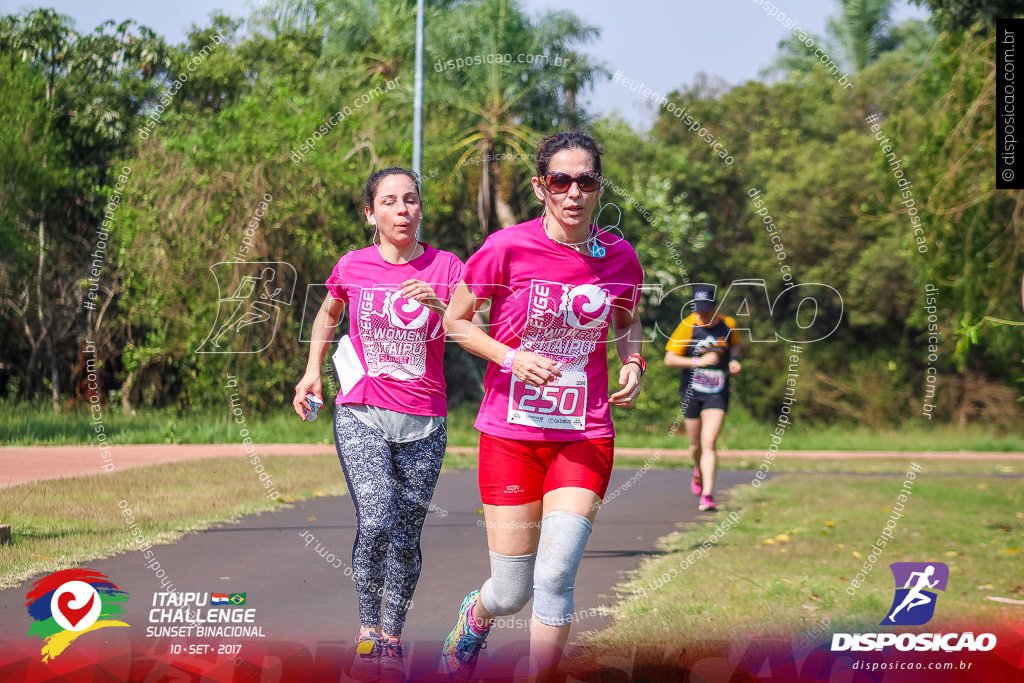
[886, 565, 939, 622]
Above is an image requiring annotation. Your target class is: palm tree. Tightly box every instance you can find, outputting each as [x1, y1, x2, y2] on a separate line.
[273, 0, 604, 235]
[829, 0, 897, 73]
[431, 0, 603, 234]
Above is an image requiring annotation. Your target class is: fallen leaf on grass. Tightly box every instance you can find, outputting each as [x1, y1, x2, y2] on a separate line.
[944, 551, 958, 557]
[985, 596, 1024, 605]
[999, 548, 1022, 556]
[852, 551, 863, 559]
[762, 539, 776, 544]
[776, 534, 790, 542]
[825, 521, 836, 527]
[978, 584, 994, 590]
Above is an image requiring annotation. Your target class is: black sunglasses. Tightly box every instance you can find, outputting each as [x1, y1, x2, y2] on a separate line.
[541, 171, 603, 194]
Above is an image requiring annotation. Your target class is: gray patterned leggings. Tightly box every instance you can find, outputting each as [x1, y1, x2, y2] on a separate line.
[333, 405, 446, 636]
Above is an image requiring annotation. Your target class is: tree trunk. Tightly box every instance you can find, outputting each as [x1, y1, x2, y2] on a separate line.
[493, 160, 516, 228]
[564, 51, 579, 129]
[121, 369, 135, 415]
[36, 208, 48, 404]
[478, 142, 491, 234]
[48, 338, 60, 411]
[24, 341, 39, 399]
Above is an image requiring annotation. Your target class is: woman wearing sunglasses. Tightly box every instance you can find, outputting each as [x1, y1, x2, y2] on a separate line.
[440, 132, 645, 682]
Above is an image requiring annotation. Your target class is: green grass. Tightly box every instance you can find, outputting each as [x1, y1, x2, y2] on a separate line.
[0, 402, 332, 446]
[0, 450, 477, 590]
[612, 454, 1021, 475]
[601, 405, 1024, 452]
[566, 473, 1024, 675]
[4, 402, 1023, 452]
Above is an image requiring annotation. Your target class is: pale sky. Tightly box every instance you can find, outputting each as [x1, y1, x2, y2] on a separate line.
[6, 0, 929, 129]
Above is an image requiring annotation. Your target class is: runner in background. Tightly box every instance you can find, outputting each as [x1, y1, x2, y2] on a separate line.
[664, 285, 741, 511]
[293, 167, 464, 683]
[441, 132, 644, 682]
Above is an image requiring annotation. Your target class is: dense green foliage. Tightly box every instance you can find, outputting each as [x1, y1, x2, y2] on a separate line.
[1, 0, 1021, 431]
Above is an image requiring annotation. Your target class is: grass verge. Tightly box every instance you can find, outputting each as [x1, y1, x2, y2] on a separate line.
[0, 450, 477, 590]
[568, 472, 1024, 672]
[4, 402, 1024, 452]
[612, 454, 1022, 476]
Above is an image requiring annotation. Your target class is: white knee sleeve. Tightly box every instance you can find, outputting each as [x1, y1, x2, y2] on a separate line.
[479, 550, 536, 616]
[532, 510, 592, 627]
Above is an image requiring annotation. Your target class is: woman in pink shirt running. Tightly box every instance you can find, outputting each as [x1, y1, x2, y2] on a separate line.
[294, 167, 463, 682]
[441, 133, 645, 682]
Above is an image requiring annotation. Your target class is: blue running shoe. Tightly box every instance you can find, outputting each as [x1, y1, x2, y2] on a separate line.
[441, 590, 489, 682]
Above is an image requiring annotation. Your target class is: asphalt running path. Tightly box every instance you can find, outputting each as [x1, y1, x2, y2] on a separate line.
[0, 467, 752, 681]
[3, 444, 1022, 488]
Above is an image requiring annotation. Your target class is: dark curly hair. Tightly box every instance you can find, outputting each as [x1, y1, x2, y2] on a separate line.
[364, 167, 421, 209]
[535, 132, 603, 177]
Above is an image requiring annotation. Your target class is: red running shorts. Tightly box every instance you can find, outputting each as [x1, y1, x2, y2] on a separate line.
[478, 432, 615, 505]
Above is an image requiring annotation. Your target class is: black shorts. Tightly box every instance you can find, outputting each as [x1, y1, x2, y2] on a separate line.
[681, 390, 730, 419]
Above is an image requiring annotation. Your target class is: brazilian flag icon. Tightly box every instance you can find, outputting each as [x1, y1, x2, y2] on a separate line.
[229, 593, 246, 606]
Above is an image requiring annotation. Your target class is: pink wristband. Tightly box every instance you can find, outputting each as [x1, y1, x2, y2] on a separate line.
[500, 348, 518, 374]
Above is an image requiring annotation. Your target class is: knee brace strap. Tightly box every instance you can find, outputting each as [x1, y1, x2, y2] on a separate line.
[532, 510, 592, 627]
[479, 550, 536, 616]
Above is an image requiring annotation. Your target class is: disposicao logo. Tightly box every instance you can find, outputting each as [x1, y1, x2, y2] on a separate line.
[883, 562, 948, 626]
[831, 562, 997, 653]
[25, 569, 130, 662]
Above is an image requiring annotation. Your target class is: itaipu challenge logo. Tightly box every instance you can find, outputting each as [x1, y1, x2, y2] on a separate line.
[25, 569, 129, 662]
[882, 562, 949, 626]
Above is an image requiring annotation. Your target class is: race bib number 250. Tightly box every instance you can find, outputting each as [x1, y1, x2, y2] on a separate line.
[507, 372, 587, 430]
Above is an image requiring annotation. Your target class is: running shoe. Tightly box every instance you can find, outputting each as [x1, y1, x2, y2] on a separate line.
[380, 636, 407, 683]
[698, 494, 718, 512]
[442, 590, 489, 682]
[690, 468, 703, 496]
[350, 631, 382, 681]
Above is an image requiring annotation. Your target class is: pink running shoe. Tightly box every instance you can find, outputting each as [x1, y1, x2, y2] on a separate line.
[698, 494, 717, 511]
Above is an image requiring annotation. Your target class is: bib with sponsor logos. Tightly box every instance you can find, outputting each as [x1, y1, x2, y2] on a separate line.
[692, 367, 726, 394]
[505, 280, 610, 430]
[507, 362, 588, 430]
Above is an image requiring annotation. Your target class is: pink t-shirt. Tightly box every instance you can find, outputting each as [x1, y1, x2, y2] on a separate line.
[325, 243, 465, 416]
[463, 217, 644, 441]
